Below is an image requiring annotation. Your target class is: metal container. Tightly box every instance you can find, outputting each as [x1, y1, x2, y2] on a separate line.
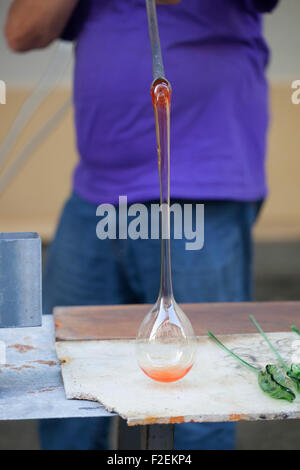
[0, 233, 42, 328]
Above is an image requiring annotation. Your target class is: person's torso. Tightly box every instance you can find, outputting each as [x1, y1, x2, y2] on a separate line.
[71, 0, 270, 203]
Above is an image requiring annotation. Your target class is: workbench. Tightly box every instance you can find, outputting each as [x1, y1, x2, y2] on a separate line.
[0, 302, 299, 449]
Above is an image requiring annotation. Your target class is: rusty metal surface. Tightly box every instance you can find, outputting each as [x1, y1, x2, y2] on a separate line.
[0, 316, 112, 420]
[54, 302, 300, 341]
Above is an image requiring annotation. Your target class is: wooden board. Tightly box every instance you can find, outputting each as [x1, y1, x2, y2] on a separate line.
[54, 301, 300, 341]
[56, 332, 300, 426]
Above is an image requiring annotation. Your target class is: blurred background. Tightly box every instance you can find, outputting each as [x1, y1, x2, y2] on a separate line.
[0, 0, 299, 450]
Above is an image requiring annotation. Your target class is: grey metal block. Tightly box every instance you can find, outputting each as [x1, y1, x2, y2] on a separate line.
[0, 233, 42, 328]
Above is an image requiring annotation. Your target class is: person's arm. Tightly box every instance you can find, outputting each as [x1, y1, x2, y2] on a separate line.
[5, 0, 79, 52]
[5, 0, 180, 53]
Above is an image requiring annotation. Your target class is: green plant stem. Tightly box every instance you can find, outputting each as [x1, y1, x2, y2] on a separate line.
[250, 314, 289, 372]
[207, 330, 260, 374]
[291, 325, 300, 336]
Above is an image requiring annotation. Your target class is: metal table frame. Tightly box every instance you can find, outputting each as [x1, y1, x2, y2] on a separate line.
[1, 301, 300, 450]
[0, 315, 173, 449]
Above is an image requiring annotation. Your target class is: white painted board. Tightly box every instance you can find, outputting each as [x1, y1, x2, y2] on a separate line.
[56, 332, 300, 426]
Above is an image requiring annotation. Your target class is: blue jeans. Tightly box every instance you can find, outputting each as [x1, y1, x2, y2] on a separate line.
[40, 193, 261, 450]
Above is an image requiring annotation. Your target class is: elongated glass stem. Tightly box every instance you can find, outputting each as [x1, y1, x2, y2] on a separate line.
[152, 79, 173, 301]
[250, 315, 289, 372]
[136, 1, 197, 385]
[207, 330, 260, 373]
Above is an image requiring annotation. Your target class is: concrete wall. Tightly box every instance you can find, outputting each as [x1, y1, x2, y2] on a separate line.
[264, 0, 300, 81]
[0, 0, 300, 241]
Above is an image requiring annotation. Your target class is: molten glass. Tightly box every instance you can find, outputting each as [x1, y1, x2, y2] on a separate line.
[136, 79, 197, 382]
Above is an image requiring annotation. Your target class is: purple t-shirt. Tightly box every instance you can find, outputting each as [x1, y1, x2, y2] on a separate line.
[63, 0, 278, 205]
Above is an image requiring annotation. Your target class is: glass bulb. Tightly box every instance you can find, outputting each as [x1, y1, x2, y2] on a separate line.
[136, 296, 197, 382]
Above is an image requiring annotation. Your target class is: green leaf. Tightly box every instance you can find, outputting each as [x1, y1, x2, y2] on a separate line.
[287, 364, 300, 393]
[267, 365, 291, 389]
[289, 328, 300, 391]
[207, 330, 296, 403]
[258, 365, 296, 402]
[290, 363, 300, 375]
